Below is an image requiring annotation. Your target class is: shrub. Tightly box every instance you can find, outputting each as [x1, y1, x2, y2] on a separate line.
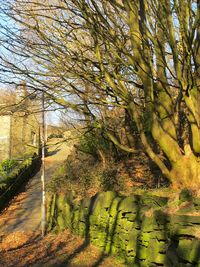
[101, 168, 118, 191]
[48, 133, 63, 139]
[47, 150, 101, 199]
[78, 130, 110, 157]
[101, 166, 127, 192]
[0, 156, 41, 211]
[0, 159, 18, 177]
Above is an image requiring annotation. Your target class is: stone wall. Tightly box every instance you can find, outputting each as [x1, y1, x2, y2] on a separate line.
[47, 191, 200, 266]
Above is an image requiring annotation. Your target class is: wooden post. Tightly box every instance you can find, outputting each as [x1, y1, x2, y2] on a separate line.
[41, 91, 46, 237]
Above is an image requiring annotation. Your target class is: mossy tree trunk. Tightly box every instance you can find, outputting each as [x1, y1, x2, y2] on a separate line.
[123, 0, 200, 190]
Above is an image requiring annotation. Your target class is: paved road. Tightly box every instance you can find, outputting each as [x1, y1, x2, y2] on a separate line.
[0, 139, 73, 235]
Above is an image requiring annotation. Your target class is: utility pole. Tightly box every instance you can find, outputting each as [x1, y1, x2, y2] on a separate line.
[41, 91, 46, 237]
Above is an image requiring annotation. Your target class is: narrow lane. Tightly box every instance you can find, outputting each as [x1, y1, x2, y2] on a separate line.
[0, 139, 72, 234]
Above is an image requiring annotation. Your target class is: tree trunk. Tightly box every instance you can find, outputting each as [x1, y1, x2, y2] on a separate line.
[170, 153, 200, 191]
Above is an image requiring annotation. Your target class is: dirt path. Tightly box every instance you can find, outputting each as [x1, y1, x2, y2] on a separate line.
[0, 139, 125, 267]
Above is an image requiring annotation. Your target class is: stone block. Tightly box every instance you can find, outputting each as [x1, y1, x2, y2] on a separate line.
[177, 239, 200, 264]
[137, 245, 148, 260]
[118, 218, 134, 232]
[92, 191, 117, 213]
[56, 194, 66, 211]
[139, 195, 168, 207]
[57, 214, 66, 231]
[109, 197, 122, 217]
[118, 196, 139, 212]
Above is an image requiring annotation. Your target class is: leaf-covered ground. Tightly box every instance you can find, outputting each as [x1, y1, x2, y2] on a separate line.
[0, 229, 125, 267]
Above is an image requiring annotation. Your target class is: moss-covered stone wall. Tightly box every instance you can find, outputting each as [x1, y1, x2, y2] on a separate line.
[47, 191, 200, 266]
[0, 156, 41, 211]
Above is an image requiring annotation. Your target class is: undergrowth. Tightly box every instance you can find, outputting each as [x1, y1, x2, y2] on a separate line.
[47, 129, 169, 200]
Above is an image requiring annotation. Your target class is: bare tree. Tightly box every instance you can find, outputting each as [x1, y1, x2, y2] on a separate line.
[0, 0, 199, 190]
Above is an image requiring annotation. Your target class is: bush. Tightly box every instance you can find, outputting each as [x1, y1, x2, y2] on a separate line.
[0, 156, 41, 211]
[0, 159, 18, 177]
[101, 166, 127, 192]
[101, 168, 118, 191]
[48, 133, 63, 139]
[78, 130, 110, 157]
[47, 149, 101, 199]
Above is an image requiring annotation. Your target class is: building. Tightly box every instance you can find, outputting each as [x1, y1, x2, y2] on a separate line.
[0, 83, 40, 161]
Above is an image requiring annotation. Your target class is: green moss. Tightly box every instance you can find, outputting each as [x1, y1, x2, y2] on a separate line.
[177, 239, 200, 264]
[72, 209, 80, 230]
[170, 215, 200, 226]
[46, 193, 53, 226]
[109, 197, 121, 217]
[139, 195, 168, 207]
[193, 198, 200, 209]
[141, 216, 158, 232]
[140, 232, 151, 243]
[179, 188, 193, 203]
[137, 245, 148, 260]
[154, 231, 168, 242]
[90, 231, 107, 247]
[48, 193, 57, 230]
[146, 239, 167, 264]
[92, 191, 117, 211]
[48, 191, 200, 266]
[118, 196, 139, 212]
[0, 156, 41, 212]
[56, 194, 66, 211]
[57, 215, 66, 231]
[126, 232, 138, 254]
[63, 202, 72, 229]
[118, 218, 134, 232]
[81, 197, 92, 209]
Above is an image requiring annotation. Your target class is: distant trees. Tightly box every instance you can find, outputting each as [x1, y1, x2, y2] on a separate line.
[0, 0, 199, 190]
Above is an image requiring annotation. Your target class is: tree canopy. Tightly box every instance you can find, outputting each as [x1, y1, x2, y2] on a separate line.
[0, 0, 199, 190]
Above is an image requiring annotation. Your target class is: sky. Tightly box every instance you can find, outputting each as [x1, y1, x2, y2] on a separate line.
[0, 7, 63, 126]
